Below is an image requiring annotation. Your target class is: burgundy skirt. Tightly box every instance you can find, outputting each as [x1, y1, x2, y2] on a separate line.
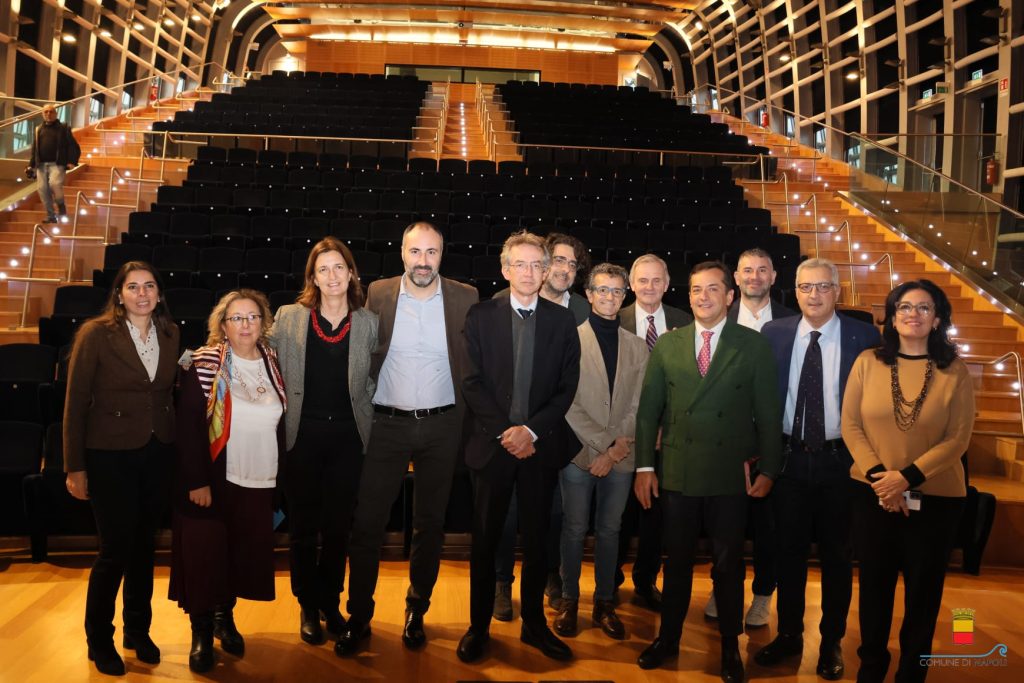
[169, 480, 275, 614]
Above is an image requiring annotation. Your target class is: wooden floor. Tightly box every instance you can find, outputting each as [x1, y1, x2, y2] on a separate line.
[1, 552, 1021, 682]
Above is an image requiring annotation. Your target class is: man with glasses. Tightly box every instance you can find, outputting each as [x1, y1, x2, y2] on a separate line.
[457, 231, 581, 664]
[634, 261, 781, 681]
[337, 222, 479, 656]
[28, 104, 81, 224]
[491, 231, 589, 618]
[554, 263, 649, 641]
[756, 258, 880, 680]
[614, 254, 692, 611]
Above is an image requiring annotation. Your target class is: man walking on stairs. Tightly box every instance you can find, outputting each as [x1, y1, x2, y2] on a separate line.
[28, 104, 80, 224]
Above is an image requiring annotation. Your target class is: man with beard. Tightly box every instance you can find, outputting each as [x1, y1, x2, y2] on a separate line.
[337, 222, 479, 656]
[28, 104, 80, 224]
[701, 248, 797, 628]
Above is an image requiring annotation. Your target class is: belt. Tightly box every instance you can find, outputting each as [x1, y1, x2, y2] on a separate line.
[783, 435, 845, 452]
[374, 404, 455, 419]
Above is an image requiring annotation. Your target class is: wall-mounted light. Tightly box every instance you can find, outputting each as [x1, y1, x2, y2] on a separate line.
[163, 17, 175, 27]
[845, 71, 860, 81]
[99, 28, 112, 38]
[61, 33, 76, 43]
[695, 20, 704, 31]
[133, 21, 145, 31]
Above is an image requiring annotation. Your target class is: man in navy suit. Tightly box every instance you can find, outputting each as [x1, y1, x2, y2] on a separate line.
[457, 231, 581, 664]
[757, 258, 881, 680]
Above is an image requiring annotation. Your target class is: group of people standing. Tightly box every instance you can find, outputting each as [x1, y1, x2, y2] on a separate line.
[62, 219, 973, 683]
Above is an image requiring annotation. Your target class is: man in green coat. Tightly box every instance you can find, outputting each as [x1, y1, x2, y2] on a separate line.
[633, 260, 782, 682]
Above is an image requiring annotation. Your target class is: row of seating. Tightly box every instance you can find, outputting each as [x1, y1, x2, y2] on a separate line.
[263, 72, 421, 82]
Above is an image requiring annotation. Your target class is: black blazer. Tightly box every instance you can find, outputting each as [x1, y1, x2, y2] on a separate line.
[462, 296, 581, 471]
[617, 302, 692, 334]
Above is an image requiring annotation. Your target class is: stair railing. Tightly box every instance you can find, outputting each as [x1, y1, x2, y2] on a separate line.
[102, 165, 164, 236]
[830, 253, 897, 308]
[969, 352, 1024, 437]
[745, 172, 791, 231]
[793, 220, 859, 303]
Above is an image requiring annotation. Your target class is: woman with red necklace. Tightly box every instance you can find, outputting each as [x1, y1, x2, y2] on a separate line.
[271, 236, 378, 646]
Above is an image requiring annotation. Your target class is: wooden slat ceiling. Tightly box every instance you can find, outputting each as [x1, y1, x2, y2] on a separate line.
[256, 1, 696, 54]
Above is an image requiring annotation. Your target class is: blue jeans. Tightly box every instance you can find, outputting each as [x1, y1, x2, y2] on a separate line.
[36, 162, 67, 216]
[559, 464, 632, 601]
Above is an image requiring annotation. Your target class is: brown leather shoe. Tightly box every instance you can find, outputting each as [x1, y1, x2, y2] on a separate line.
[553, 598, 578, 637]
[592, 600, 626, 640]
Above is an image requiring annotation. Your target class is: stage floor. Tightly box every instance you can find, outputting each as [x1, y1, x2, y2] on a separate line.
[0, 554, 1021, 682]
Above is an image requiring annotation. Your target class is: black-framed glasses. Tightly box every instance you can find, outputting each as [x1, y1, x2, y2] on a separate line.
[552, 255, 579, 271]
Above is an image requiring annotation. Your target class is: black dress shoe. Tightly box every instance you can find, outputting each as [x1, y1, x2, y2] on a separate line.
[637, 637, 679, 670]
[88, 641, 126, 676]
[754, 632, 804, 667]
[632, 583, 663, 611]
[300, 607, 325, 645]
[816, 640, 845, 681]
[520, 622, 573, 661]
[456, 628, 489, 663]
[402, 610, 426, 649]
[321, 608, 347, 637]
[721, 642, 745, 683]
[334, 621, 371, 657]
[213, 605, 245, 657]
[123, 632, 160, 664]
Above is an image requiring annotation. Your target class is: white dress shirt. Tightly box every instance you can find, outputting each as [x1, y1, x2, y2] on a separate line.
[633, 304, 668, 338]
[373, 276, 455, 410]
[784, 313, 842, 440]
[735, 299, 774, 332]
[125, 319, 159, 381]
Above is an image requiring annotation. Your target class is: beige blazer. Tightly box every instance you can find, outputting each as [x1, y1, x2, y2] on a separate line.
[565, 320, 649, 473]
[270, 304, 378, 451]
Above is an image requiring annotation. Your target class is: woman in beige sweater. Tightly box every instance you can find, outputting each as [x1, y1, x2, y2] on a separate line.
[841, 279, 974, 683]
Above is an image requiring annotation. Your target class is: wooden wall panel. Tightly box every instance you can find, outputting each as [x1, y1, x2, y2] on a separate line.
[304, 41, 622, 84]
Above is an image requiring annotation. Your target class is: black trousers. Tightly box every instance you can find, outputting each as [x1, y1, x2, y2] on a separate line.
[469, 450, 559, 632]
[616, 476, 664, 586]
[84, 437, 173, 644]
[772, 471, 854, 640]
[659, 491, 749, 642]
[346, 410, 461, 622]
[852, 482, 964, 683]
[749, 494, 777, 596]
[283, 417, 363, 612]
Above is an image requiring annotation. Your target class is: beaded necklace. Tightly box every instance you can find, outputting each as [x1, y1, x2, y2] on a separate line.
[311, 308, 351, 343]
[890, 355, 934, 431]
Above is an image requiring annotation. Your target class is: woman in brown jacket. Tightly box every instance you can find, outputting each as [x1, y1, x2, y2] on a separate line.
[63, 261, 179, 676]
[841, 279, 975, 683]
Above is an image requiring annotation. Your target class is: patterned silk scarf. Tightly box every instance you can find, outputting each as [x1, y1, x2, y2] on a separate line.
[189, 342, 287, 461]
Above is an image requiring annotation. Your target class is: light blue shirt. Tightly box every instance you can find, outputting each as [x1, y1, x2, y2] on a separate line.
[373, 276, 455, 410]
[784, 313, 842, 440]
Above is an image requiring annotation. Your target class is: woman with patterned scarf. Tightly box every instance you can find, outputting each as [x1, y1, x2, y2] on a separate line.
[168, 289, 287, 673]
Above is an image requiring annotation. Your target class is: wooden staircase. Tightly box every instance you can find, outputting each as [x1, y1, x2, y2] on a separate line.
[716, 112, 1024, 483]
[0, 100, 196, 342]
[441, 83, 489, 160]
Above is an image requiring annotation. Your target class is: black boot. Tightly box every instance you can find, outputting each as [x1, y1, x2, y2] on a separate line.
[87, 640, 125, 676]
[123, 631, 161, 664]
[57, 200, 67, 218]
[213, 603, 245, 657]
[189, 613, 215, 673]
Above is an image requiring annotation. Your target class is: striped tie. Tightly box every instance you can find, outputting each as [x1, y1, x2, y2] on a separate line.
[645, 315, 658, 352]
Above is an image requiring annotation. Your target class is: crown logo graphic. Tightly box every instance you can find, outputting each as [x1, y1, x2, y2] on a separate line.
[952, 608, 975, 645]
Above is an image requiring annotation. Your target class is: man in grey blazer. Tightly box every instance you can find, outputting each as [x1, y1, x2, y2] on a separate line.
[337, 222, 479, 656]
[615, 254, 691, 609]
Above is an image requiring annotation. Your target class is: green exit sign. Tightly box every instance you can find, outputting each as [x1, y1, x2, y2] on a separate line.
[972, 69, 984, 81]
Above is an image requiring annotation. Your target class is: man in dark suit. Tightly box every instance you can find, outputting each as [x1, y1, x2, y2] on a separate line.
[634, 261, 782, 682]
[614, 254, 692, 610]
[756, 258, 881, 680]
[457, 231, 581, 663]
[727, 247, 797, 329]
[337, 222, 479, 656]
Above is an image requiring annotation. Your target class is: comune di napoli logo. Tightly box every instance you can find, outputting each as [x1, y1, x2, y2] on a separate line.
[919, 609, 1009, 669]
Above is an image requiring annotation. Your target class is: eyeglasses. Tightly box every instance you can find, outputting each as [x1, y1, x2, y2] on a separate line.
[895, 302, 935, 317]
[225, 314, 263, 325]
[590, 286, 626, 298]
[796, 282, 837, 294]
[552, 255, 579, 272]
[508, 261, 545, 273]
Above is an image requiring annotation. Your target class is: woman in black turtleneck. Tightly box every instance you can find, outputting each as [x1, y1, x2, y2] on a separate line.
[555, 263, 650, 640]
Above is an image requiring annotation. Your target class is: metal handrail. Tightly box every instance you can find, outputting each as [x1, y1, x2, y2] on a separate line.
[6, 223, 103, 328]
[102, 166, 164, 236]
[156, 130, 430, 158]
[67, 190, 122, 278]
[965, 352, 1024, 437]
[793, 220, 858, 303]
[747, 172, 791, 231]
[832, 253, 896, 297]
